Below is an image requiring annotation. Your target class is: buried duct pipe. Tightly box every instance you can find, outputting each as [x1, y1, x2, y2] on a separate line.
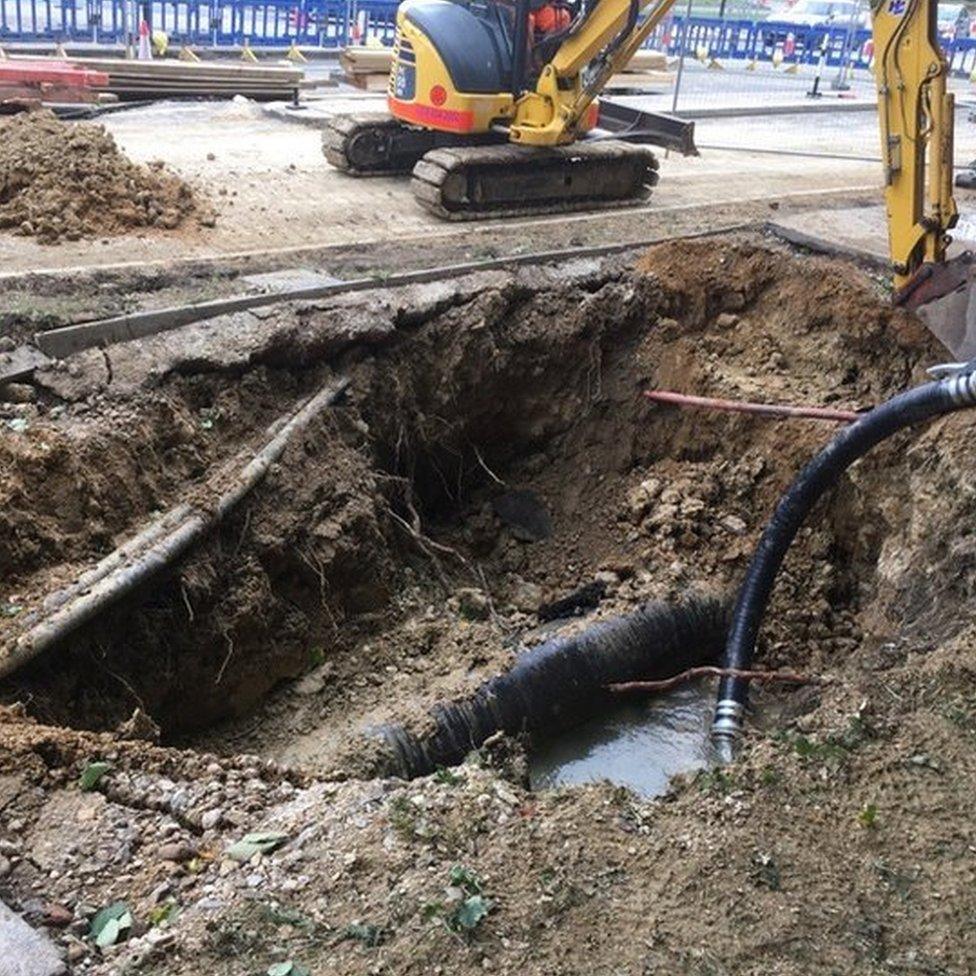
[711, 365, 976, 758]
[379, 595, 729, 779]
[0, 377, 350, 680]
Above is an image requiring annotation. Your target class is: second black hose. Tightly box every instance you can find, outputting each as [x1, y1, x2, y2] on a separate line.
[712, 368, 976, 751]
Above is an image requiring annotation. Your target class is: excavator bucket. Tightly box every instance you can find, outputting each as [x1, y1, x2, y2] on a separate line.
[896, 253, 976, 359]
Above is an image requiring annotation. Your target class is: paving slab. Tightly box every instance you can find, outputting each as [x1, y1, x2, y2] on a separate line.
[0, 902, 65, 976]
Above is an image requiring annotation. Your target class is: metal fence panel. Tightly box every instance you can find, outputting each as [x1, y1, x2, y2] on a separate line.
[0, 4, 973, 75]
[0, 0, 401, 44]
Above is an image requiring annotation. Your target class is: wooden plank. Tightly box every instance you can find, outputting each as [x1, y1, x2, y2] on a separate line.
[340, 46, 392, 75]
[621, 49, 668, 72]
[347, 73, 390, 92]
[7, 54, 302, 101]
[67, 57, 302, 80]
[607, 69, 673, 90]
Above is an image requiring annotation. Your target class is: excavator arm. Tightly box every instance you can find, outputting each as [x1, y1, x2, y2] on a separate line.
[511, 0, 680, 145]
[871, 0, 976, 358]
[872, 0, 957, 293]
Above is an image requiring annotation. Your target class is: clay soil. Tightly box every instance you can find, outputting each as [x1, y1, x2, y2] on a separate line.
[0, 110, 211, 245]
[1, 235, 975, 975]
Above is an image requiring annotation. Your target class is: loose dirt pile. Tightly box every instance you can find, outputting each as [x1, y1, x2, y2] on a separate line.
[1, 235, 975, 975]
[0, 110, 211, 244]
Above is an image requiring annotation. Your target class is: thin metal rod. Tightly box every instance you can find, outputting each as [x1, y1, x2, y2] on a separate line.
[644, 389, 860, 422]
[697, 142, 976, 171]
[670, 0, 694, 116]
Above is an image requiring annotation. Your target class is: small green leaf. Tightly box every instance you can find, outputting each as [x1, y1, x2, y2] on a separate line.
[451, 895, 490, 932]
[448, 865, 482, 894]
[79, 761, 112, 792]
[6, 418, 28, 433]
[858, 802, 880, 829]
[266, 963, 294, 976]
[89, 902, 132, 946]
[225, 830, 289, 862]
[308, 646, 325, 667]
[0, 602, 22, 618]
[148, 902, 179, 927]
[421, 900, 444, 922]
[95, 917, 120, 948]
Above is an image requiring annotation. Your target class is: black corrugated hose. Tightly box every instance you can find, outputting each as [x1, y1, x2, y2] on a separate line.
[712, 365, 976, 759]
[382, 594, 729, 778]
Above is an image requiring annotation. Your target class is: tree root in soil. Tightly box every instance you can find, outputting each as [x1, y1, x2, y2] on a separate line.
[607, 666, 823, 695]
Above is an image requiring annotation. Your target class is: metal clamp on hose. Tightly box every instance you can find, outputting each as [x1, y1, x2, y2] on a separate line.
[711, 699, 744, 757]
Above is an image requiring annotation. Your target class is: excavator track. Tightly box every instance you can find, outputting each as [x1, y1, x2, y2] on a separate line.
[323, 113, 504, 177]
[410, 141, 659, 220]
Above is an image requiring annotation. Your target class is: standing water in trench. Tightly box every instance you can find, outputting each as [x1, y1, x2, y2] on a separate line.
[529, 682, 721, 798]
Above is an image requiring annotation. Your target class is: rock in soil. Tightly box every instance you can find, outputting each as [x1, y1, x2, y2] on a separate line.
[0, 383, 36, 404]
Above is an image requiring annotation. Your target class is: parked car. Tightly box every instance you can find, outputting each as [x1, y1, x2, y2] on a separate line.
[768, 0, 869, 28]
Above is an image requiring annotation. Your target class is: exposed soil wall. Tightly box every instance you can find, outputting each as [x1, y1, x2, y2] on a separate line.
[0, 239, 942, 745]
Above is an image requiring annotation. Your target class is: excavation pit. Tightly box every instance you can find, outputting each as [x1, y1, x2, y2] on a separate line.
[3, 235, 976, 974]
[0, 237, 941, 763]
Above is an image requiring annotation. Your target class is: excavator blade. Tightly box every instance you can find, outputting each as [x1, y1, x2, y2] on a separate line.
[410, 141, 659, 220]
[896, 253, 976, 359]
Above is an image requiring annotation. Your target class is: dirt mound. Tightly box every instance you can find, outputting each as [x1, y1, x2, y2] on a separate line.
[0, 110, 211, 244]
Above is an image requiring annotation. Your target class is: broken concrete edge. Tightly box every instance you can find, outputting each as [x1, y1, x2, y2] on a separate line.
[0, 900, 66, 976]
[0, 377, 350, 681]
[6, 219, 882, 390]
[0, 345, 52, 387]
[31, 222, 761, 361]
[762, 220, 890, 271]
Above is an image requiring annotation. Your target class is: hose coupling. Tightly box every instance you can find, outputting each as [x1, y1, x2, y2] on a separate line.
[711, 698, 745, 744]
[929, 362, 976, 406]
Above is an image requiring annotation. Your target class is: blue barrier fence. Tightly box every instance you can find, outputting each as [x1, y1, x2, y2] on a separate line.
[650, 15, 976, 76]
[3, 1, 976, 77]
[0, 0, 400, 45]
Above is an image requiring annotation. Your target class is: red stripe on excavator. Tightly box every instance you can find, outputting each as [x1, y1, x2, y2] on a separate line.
[585, 101, 600, 130]
[388, 96, 476, 133]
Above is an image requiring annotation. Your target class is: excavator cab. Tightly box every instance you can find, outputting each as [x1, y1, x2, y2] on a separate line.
[387, 0, 590, 136]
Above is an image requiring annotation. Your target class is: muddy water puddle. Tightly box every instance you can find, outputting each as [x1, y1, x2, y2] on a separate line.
[529, 683, 720, 797]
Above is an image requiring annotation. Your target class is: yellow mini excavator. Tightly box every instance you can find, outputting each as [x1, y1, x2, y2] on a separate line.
[323, 0, 698, 218]
[326, 0, 973, 349]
